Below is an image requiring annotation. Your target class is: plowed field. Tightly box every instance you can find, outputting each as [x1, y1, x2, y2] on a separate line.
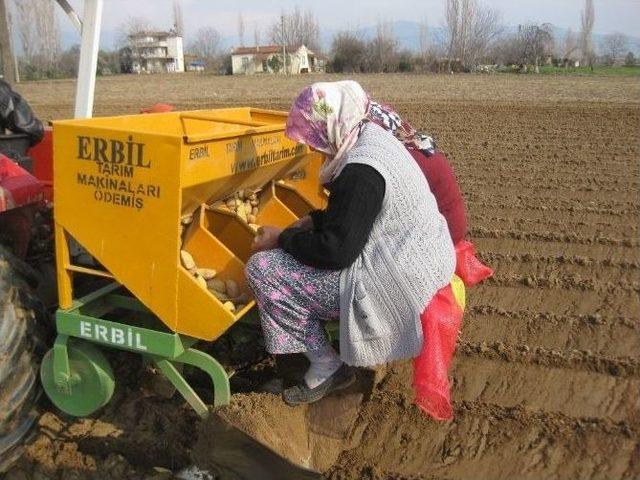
[7, 73, 640, 480]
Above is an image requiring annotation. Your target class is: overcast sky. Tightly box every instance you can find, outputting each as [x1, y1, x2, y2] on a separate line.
[60, 0, 640, 46]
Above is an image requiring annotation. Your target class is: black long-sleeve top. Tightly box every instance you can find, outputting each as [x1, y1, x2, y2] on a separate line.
[278, 163, 386, 270]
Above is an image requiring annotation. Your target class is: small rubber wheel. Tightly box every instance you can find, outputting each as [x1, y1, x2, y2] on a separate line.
[40, 341, 115, 417]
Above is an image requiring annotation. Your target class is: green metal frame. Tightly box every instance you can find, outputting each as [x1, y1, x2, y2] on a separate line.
[50, 282, 230, 418]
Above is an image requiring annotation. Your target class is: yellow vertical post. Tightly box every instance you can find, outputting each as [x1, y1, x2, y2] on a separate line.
[54, 223, 73, 309]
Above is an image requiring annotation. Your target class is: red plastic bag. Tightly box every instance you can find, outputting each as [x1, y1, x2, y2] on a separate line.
[413, 279, 464, 420]
[413, 241, 492, 420]
[455, 240, 493, 287]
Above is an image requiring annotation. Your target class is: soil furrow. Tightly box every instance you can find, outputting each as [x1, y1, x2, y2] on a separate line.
[468, 215, 638, 240]
[450, 357, 639, 422]
[461, 308, 639, 358]
[470, 284, 639, 318]
[328, 394, 639, 480]
[473, 237, 638, 262]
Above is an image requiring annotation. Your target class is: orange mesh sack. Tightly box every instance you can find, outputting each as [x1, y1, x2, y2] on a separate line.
[413, 277, 465, 420]
[455, 240, 493, 287]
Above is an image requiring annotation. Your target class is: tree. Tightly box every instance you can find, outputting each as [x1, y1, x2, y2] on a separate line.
[172, 0, 184, 36]
[267, 55, 282, 73]
[253, 23, 260, 47]
[268, 7, 320, 52]
[563, 28, 579, 64]
[189, 27, 223, 68]
[443, 0, 501, 69]
[330, 31, 366, 73]
[14, 0, 60, 74]
[237, 12, 245, 47]
[365, 20, 398, 72]
[580, 0, 595, 67]
[419, 17, 429, 61]
[0, 0, 18, 83]
[519, 23, 554, 71]
[602, 32, 628, 66]
[624, 51, 636, 67]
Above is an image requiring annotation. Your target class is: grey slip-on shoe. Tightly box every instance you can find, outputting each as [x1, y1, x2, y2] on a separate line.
[282, 363, 356, 406]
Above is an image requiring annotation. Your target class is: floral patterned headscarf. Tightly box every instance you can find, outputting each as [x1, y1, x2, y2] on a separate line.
[368, 101, 436, 155]
[285, 80, 370, 185]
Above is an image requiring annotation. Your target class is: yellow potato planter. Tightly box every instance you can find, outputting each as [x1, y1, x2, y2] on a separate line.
[44, 108, 327, 418]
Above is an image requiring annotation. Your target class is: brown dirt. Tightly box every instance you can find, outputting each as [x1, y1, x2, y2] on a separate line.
[6, 73, 640, 479]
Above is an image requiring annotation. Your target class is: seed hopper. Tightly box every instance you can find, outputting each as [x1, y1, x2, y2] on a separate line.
[40, 108, 327, 417]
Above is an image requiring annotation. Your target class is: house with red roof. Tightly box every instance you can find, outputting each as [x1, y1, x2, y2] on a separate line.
[231, 44, 326, 75]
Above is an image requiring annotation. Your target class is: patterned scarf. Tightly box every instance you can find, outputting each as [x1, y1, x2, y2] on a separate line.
[368, 101, 436, 155]
[285, 80, 370, 185]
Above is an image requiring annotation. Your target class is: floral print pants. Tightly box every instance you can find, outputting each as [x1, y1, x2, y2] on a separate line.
[245, 248, 340, 354]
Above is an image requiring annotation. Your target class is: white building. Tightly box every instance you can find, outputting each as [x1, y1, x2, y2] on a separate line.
[231, 45, 326, 75]
[128, 31, 184, 73]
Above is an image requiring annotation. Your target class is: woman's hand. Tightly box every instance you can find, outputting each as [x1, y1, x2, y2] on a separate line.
[251, 226, 283, 253]
[290, 215, 313, 230]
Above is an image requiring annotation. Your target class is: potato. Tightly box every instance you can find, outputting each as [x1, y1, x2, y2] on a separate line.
[207, 278, 226, 293]
[180, 250, 195, 270]
[225, 198, 236, 209]
[210, 289, 229, 301]
[225, 279, 240, 298]
[233, 293, 250, 304]
[194, 274, 207, 289]
[236, 205, 248, 223]
[251, 206, 259, 216]
[247, 214, 257, 224]
[223, 301, 236, 312]
[250, 199, 259, 207]
[248, 193, 258, 201]
[197, 268, 217, 280]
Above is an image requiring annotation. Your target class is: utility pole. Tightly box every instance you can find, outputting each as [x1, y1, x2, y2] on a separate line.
[281, 14, 287, 75]
[0, 0, 18, 84]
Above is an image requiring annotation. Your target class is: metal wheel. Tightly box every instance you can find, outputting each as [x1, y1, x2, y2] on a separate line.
[40, 341, 115, 417]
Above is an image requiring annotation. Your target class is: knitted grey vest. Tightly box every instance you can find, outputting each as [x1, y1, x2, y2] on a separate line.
[339, 122, 456, 367]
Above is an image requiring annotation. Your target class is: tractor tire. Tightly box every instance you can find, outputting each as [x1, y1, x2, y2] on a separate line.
[0, 247, 43, 473]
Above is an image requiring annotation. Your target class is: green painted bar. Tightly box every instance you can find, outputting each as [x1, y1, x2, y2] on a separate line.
[56, 311, 187, 358]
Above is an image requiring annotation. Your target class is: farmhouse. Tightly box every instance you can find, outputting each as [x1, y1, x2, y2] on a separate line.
[231, 45, 326, 75]
[124, 30, 185, 74]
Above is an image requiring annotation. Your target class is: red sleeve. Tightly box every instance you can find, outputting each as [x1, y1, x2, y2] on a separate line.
[409, 149, 467, 244]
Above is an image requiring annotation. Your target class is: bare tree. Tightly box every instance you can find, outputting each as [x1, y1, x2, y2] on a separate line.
[14, 0, 60, 73]
[253, 23, 260, 47]
[444, 0, 501, 69]
[580, 0, 595, 67]
[268, 7, 320, 52]
[172, 0, 184, 36]
[519, 23, 554, 71]
[189, 26, 223, 70]
[563, 28, 579, 62]
[445, 0, 460, 69]
[237, 12, 245, 47]
[365, 19, 398, 72]
[419, 17, 429, 61]
[602, 32, 628, 66]
[0, 0, 18, 83]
